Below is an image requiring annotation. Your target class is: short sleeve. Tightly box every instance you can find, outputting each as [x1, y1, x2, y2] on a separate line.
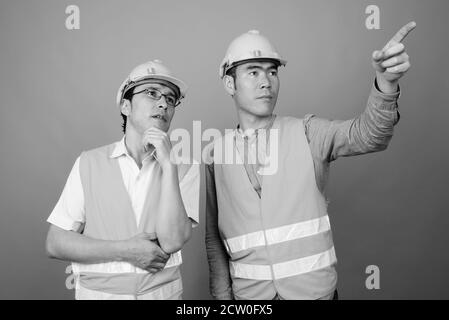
[179, 162, 200, 227]
[47, 157, 86, 232]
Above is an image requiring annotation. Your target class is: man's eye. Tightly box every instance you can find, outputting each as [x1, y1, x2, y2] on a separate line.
[146, 90, 159, 98]
[166, 97, 176, 105]
[270, 71, 278, 76]
[249, 71, 257, 76]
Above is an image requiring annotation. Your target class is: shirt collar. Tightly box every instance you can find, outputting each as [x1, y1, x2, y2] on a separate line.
[236, 114, 277, 139]
[109, 136, 129, 159]
[110, 136, 156, 163]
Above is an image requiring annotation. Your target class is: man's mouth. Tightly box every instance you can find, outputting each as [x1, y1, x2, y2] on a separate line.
[257, 95, 273, 100]
[151, 114, 167, 122]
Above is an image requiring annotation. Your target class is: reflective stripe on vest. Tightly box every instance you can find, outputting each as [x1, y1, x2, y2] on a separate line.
[224, 215, 331, 254]
[230, 246, 336, 280]
[75, 276, 183, 300]
[72, 251, 182, 274]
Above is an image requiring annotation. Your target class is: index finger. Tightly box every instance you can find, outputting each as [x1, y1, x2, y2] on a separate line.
[384, 21, 416, 50]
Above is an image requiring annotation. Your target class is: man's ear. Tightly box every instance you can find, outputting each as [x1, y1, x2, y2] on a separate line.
[120, 99, 131, 116]
[223, 75, 235, 96]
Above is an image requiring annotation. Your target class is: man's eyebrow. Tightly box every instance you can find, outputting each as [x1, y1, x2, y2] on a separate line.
[142, 85, 176, 96]
[244, 65, 264, 70]
[244, 64, 278, 71]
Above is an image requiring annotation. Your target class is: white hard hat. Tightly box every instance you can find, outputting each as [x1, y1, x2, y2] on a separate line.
[116, 59, 187, 106]
[219, 30, 287, 78]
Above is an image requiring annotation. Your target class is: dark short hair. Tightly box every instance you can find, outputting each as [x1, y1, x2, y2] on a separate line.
[121, 87, 134, 133]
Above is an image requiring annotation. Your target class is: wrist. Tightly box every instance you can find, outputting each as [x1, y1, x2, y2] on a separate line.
[376, 73, 399, 94]
[114, 240, 130, 262]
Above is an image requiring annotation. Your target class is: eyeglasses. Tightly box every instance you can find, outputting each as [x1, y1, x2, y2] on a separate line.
[132, 87, 180, 107]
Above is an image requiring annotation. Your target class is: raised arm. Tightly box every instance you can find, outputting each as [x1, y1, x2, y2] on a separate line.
[305, 22, 416, 162]
[142, 127, 193, 254]
[305, 80, 400, 162]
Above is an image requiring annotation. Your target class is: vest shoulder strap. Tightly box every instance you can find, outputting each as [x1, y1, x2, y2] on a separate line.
[177, 162, 193, 182]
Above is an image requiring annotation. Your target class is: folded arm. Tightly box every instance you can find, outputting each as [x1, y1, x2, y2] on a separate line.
[45, 156, 169, 272]
[46, 224, 169, 272]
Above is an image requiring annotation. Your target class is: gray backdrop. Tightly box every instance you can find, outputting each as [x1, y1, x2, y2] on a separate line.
[0, 0, 448, 299]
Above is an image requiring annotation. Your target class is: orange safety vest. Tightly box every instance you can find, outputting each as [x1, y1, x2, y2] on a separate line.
[213, 116, 337, 299]
[72, 143, 190, 299]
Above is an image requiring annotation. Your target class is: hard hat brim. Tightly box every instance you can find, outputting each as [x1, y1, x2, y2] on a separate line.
[116, 75, 187, 106]
[221, 57, 287, 78]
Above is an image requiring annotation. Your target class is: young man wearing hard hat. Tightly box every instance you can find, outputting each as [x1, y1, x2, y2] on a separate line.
[45, 60, 199, 300]
[206, 24, 415, 300]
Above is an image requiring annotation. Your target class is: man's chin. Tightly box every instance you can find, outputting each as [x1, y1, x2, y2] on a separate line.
[148, 120, 169, 132]
[255, 101, 276, 113]
[253, 106, 275, 117]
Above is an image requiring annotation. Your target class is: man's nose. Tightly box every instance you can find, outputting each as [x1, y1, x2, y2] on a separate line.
[259, 72, 271, 89]
[157, 96, 169, 111]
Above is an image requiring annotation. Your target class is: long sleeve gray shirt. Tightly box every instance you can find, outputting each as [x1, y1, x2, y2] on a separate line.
[205, 80, 401, 299]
